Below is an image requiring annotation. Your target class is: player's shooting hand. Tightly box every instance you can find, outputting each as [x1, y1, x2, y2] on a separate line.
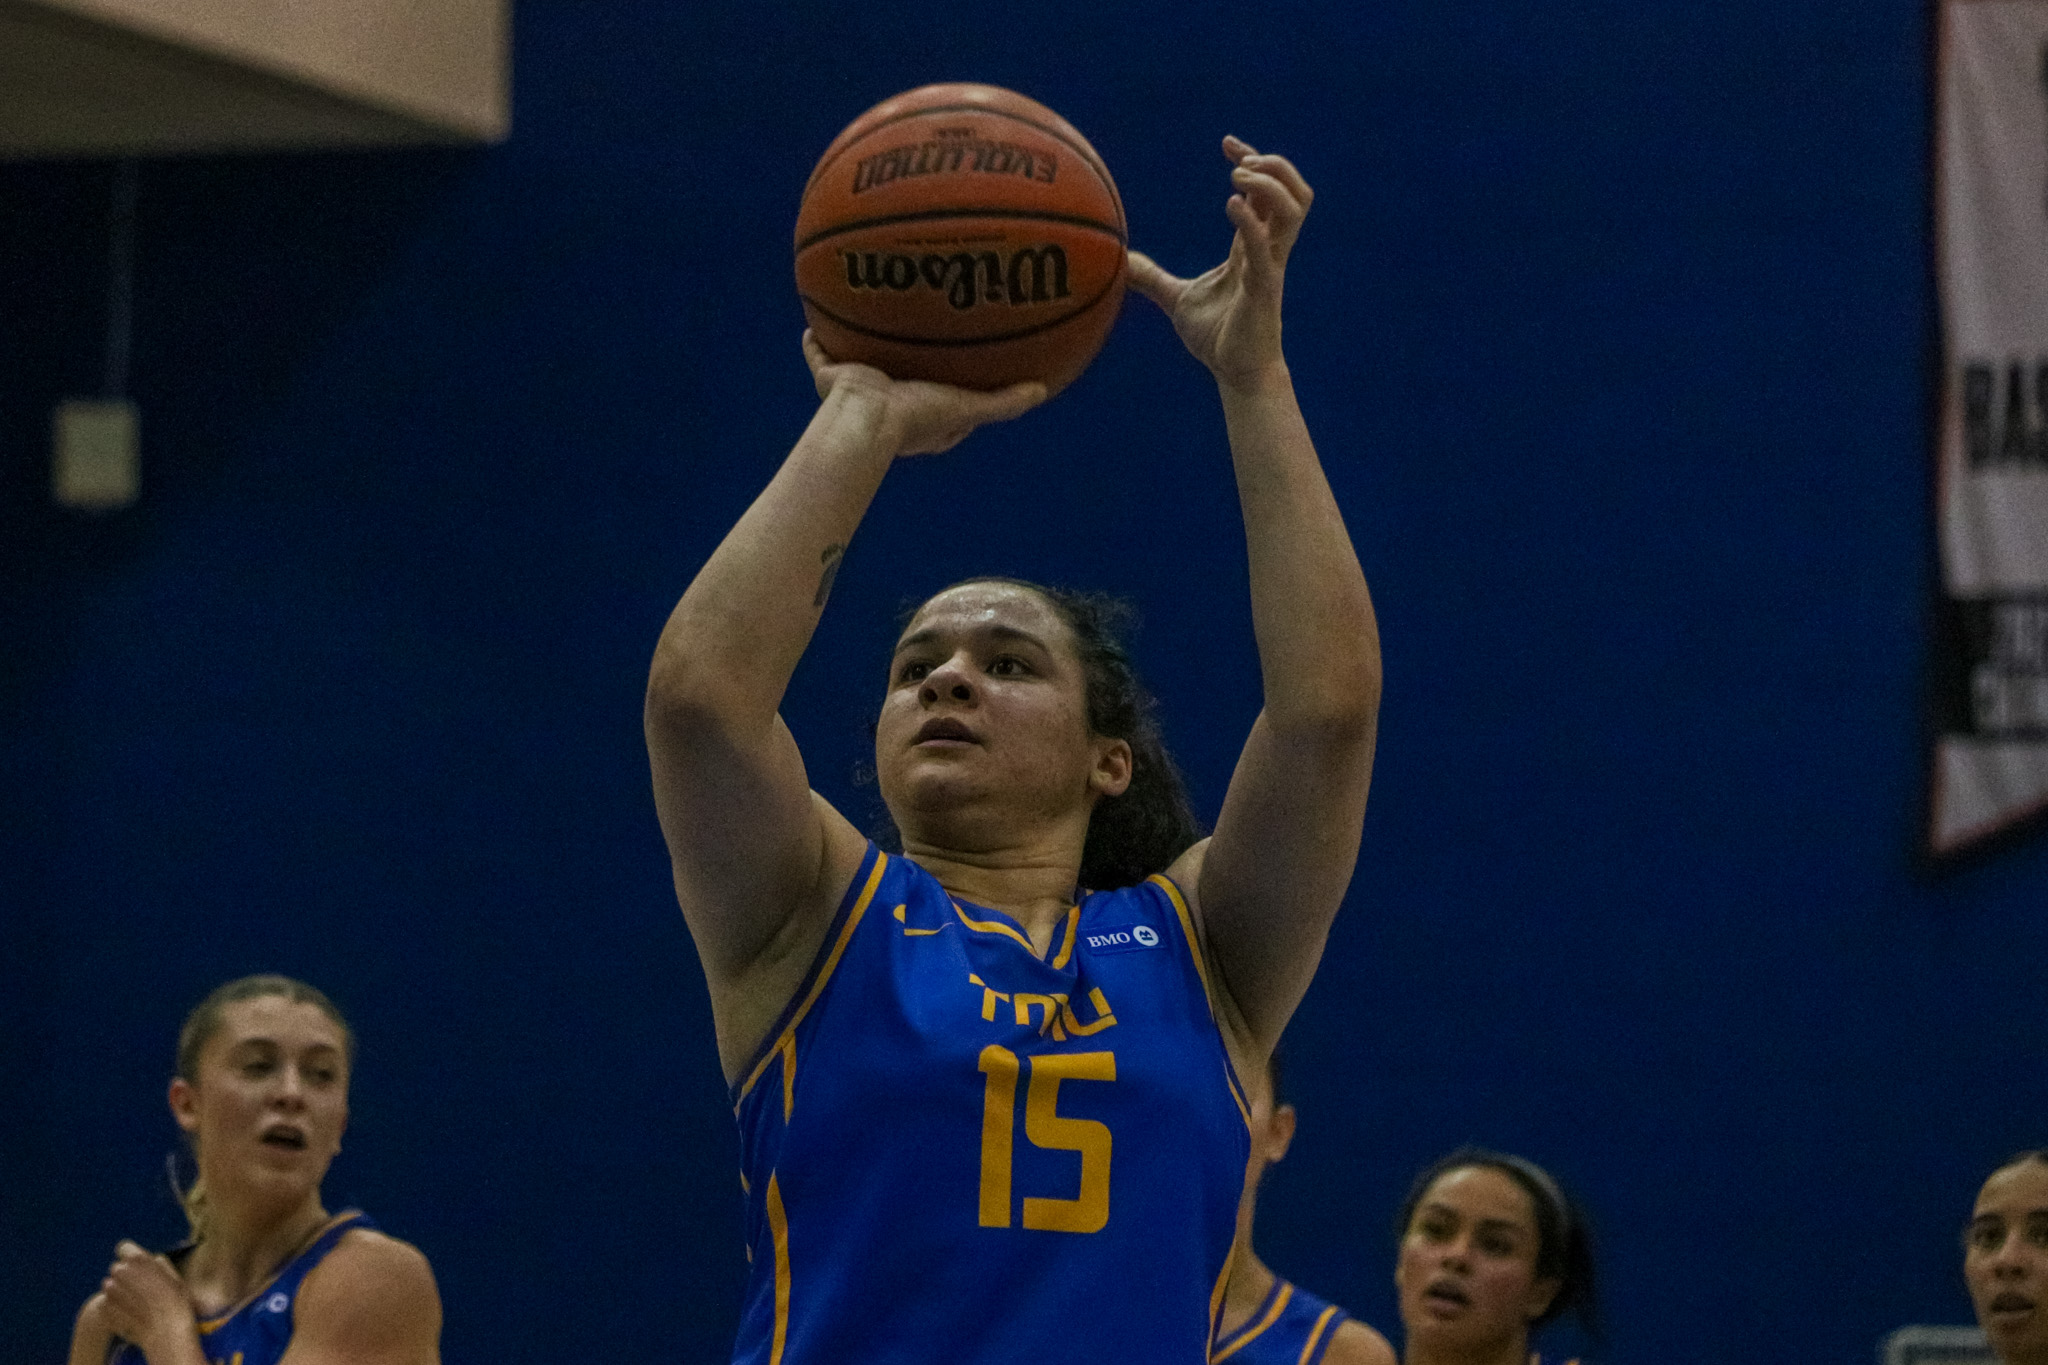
[100, 1241, 200, 1362]
[803, 330, 1047, 457]
[1126, 136, 1312, 391]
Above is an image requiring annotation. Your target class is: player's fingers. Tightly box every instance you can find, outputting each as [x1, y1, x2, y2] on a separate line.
[1242, 152, 1313, 210]
[1224, 193, 1276, 252]
[1124, 250, 1186, 310]
[1222, 134, 1261, 165]
[971, 381, 1049, 426]
[1224, 196, 1282, 291]
[801, 331, 841, 399]
[802, 329, 833, 375]
[115, 1240, 148, 1261]
[1233, 178, 1304, 276]
[1232, 168, 1307, 240]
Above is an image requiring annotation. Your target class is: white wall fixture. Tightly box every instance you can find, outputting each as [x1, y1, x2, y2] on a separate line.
[53, 398, 139, 510]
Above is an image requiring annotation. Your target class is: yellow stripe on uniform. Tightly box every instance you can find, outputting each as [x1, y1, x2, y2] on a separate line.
[1149, 872, 1214, 1003]
[953, 903, 1037, 953]
[777, 1034, 797, 1121]
[1212, 1282, 1294, 1361]
[766, 1171, 792, 1365]
[1296, 1305, 1340, 1365]
[736, 854, 888, 1111]
[197, 1211, 364, 1332]
[1150, 872, 1252, 1130]
[894, 902, 942, 936]
[1208, 1256, 1234, 1354]
[1049, 903, 1079, 968]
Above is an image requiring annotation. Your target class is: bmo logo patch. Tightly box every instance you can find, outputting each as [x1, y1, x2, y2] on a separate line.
[1084, 923, 1161, 954]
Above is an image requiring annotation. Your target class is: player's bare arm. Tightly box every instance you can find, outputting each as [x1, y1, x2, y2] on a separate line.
[279, 1228, 442, 1365]
[1131, 138, 1382, 1060]
[645, 339, 1044, 1078]
[68, 1291, 118, 1365]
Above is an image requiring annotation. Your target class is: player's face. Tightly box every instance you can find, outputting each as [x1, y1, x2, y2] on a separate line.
[1395, 1166, 1559, 1358]
[1966, 1160, 2048, 1365]
[877, 583, 1128, 836]
[171, 995, 350, 1210]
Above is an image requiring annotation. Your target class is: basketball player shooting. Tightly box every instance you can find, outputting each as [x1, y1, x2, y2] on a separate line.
[645, 135, 1379, 1363]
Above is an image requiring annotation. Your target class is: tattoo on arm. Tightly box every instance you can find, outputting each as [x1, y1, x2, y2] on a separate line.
[814, 543, 846, 609]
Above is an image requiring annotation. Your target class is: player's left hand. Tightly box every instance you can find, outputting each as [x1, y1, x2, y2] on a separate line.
[1126, 136, 1312, 390]
[99, 1241, 199, 1360]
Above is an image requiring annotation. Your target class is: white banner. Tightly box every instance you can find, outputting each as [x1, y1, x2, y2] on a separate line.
[1931, 0, 2048, 854]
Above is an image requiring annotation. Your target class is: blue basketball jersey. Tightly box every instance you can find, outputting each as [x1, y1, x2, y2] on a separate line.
[1210, 1277, 1351, 1365]
[106, 1212, 372, 1365]
[731, 843, 1252, 1364]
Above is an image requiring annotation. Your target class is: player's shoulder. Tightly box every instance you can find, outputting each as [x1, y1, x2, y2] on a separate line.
[1321, 1315, 1397, 1365]
[299, 1224, 441, 1323]
[321, 1224, 438, 1289]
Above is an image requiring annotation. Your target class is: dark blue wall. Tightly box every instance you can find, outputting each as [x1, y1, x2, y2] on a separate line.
[6, 2, 2045, 1361]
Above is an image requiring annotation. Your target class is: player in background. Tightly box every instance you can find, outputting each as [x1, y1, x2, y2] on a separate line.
[647, 136, 1380, 1362]
[68, 975, 440, 1365]
[1212, 1049, 1396, 1365]
[1393, 1149, 1597, 1365]
[1965, 1149, 2048, 1365]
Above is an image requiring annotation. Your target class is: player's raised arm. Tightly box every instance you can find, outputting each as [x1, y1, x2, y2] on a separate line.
[644, 339, 1043, 1072]
[1129, 137, 1382, 1054]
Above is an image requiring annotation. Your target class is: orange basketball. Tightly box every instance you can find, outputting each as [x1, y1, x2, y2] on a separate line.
[795, 83, 1127, 394]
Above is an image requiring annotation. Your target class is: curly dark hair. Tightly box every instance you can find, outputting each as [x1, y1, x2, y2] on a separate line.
[881, 577, 1203, 890]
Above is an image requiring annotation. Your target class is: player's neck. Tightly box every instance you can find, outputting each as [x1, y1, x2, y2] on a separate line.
[184, 1197, 332, 1310]
[1217, 1243, 1279, 1339]
[1405, 1331, 1531, 1365]
[902, 839, 1083, 952]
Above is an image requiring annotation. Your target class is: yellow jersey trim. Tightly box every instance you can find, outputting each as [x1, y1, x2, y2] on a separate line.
[1212, 1280, 1294, 1361]
[1208, 1255, 1234, 1353]
[1049, 904, 1079, 968]
[952, 900, 1081, 962]
[1150, 872, 1252, 1130]
[736, 853, 887, 1110]
[777, 1034, 797, 1121]
[1297, 1305, 1341, 1365]
[193, 1210, 365, 1333]
[1148, 872, 1214, 1001]
[766, 1171, 792, 1365]
[893, 902, 942, 936]
[953, 903, 1037, 953]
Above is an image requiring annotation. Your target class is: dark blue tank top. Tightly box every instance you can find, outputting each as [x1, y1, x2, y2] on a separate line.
[731, 843, 1252, 1364]
[107, 1212, 372, 1365]
[1211, 1277, 1352, 1365]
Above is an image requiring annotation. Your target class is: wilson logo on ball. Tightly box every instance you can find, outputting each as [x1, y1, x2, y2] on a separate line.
[851, 135, 1058, 194]
[795, 83, 1126, 392]
[841, 245, 1071, 310]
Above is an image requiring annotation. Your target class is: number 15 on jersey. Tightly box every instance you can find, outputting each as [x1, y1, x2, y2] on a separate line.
[977, 1045, 1115, 1233]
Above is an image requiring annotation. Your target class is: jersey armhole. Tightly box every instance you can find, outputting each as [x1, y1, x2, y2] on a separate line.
[729, 840, 884, 1106]
[1145, 871, 1253, 1129]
